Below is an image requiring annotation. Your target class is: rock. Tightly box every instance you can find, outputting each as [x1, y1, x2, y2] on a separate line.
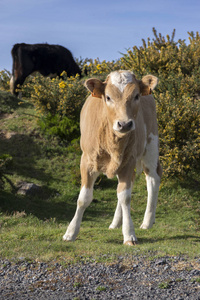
[155, 258, 167, 265]
[17, 182, 41, 196]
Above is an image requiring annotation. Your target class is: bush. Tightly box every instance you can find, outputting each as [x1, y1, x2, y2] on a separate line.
[0, 70, 11, 91]
[120, 28, 200, 177]
[20, 28, 200, 177]
[21, 73, 87, 141]
[80, 57, 122, 77]
[38, 114, 80, 140]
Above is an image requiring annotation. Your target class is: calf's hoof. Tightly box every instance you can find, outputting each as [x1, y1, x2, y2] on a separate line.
[124, 240, 138, 246]
[140, 222, 154, 229]
[63, 233, 75, 242]
[109, 224, 121, 229]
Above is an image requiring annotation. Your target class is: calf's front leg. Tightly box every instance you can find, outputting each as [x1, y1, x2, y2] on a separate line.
[63, 186, 93, 241]
[63, 154, 98, 241]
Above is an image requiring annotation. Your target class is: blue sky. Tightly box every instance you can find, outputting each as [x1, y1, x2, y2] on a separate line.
[0, 0, 200, 72]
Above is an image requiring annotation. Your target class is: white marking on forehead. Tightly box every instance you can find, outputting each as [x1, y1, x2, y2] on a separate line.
[110, 71, 134, 93]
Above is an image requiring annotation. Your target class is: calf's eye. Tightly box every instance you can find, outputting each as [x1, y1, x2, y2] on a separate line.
[106, 95, 111, 101]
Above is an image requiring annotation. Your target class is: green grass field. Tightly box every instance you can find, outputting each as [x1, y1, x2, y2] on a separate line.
[0, 91, 199, 264]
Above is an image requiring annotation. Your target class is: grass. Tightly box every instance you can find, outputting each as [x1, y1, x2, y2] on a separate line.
[0, 90, 199, 264]
[158, 281, 170, 289]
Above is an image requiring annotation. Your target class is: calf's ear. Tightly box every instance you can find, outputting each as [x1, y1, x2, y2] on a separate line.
[85, 78, 105, 98]
[139, 75, 158, 96]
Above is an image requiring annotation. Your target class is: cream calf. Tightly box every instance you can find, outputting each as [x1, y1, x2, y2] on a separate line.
[63, 70, 162, 245]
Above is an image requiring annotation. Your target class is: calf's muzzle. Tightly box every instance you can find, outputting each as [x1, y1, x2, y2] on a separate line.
[116, 120, 134, 133]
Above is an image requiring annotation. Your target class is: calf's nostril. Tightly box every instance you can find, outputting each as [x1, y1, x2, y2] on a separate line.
[127, 120, 133, 129]
[118, 121, 123, 129]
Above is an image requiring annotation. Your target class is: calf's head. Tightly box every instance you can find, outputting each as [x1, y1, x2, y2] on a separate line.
[85, 70, 158, 135]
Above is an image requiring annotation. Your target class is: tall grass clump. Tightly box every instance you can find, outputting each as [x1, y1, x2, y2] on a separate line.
[121, 28, 200, 177]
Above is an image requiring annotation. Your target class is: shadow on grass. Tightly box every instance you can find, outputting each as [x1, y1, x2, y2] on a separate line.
[0, 133, 53, 182]
[0, 130, 80, 222]
[161, 173, 200, 194]
[179, 175, 200, 192]
[0, 189, 78, 223]
[138, 234, 200, 244]
[0, 129, 119, 224]
[0, 91, 32, 114]
[106, 234, 200, 246]
[0, 190, 117, 227]
[95, 175, 118, 190]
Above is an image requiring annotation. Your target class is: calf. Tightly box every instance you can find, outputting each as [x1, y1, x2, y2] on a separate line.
[63, 70, 162, 245]
[10, 43, 82, 95]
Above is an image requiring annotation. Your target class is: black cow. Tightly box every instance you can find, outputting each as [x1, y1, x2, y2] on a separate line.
[10, 43, 82, 95]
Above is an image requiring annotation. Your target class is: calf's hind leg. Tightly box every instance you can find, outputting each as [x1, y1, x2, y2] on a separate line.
[63, 154, 98, 241]
[109, 172, 136, 230]
[140, 160, 162, 229]
[140, 133, 162, 229]
[109, 200, 122, 229]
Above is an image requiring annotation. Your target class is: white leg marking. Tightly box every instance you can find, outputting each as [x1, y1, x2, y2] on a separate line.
[118, 188, 137, 243]
[109, 200, 122, 229]
[63, 186, 93, 241]
[140, 133, 161, 229]
[140, 174, 160, 229]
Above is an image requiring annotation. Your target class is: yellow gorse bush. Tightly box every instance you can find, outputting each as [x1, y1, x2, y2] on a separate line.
[22, 72, 86, 120]
[20, 72, 87, 140]
[0, 70, 11, 91]
[83, 29, 200, 177]
[80, 58, 122, 77]
[121, 28, 200, 177]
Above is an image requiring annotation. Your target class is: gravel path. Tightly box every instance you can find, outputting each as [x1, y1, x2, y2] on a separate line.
[0, 256, 199, 299]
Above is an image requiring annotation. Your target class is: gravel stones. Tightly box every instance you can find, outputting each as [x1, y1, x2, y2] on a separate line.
[0, 256, 199, 299]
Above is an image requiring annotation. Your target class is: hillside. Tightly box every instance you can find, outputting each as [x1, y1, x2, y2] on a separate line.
[0, 89, 199, 262]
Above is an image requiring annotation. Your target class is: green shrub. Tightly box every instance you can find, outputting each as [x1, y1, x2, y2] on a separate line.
[120, 28, 200, 177]
[20, 28, 200, 177]
[21, 73, 87, 141]
[0, 70, 11, 91]
[38, 114, 80, 140]
[154, 76, 200, 176]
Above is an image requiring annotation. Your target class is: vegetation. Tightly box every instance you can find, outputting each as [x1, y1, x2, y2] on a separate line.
[0, 154, 13, 190]
[121, 28, 200, 177]
[17, 28, 200, 177]
[0, 28, 199, 264]
[0, 70, 11, 92]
